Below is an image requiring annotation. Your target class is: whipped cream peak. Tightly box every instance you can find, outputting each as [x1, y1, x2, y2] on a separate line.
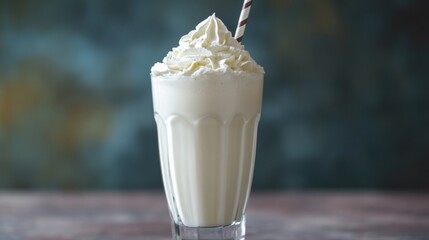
[179, 13, 240, 49]
[151, 14, 264, 77]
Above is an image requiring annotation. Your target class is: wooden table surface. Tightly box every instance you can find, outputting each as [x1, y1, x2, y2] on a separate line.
[0, 192, 428, 240]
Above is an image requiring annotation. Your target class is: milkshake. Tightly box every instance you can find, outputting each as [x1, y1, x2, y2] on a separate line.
[151, 14, 264, 239]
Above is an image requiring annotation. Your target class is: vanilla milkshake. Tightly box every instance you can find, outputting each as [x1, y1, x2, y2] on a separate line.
[151, 14, 264, 239]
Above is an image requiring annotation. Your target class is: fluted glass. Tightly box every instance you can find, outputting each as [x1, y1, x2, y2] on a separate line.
[152, 73, 263, 240]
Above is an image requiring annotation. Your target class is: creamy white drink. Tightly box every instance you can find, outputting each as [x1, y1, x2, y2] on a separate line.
[151, 13, 263, 238]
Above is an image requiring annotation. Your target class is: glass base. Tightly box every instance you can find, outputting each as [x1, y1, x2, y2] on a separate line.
[171, 217, 246, 240]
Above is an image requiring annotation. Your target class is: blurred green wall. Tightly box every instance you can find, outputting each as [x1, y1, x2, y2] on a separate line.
[0, 0, 428, 190]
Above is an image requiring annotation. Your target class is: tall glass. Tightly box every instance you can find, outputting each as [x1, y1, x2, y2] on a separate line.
[152, 72, 263, 240]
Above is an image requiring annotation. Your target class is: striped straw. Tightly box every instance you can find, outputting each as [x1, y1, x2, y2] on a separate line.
[234, 0, 253, 43]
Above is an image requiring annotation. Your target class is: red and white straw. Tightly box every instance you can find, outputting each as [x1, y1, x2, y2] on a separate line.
[234, 0, 253, 43]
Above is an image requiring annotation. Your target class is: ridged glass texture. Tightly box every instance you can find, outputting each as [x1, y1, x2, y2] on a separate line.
[154, 113, 260, 228]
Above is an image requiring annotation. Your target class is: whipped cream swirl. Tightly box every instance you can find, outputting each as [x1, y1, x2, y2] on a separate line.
[151, 13, 264, 77]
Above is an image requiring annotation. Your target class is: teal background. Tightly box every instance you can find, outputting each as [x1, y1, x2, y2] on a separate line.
[0, 0, 428, 190]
